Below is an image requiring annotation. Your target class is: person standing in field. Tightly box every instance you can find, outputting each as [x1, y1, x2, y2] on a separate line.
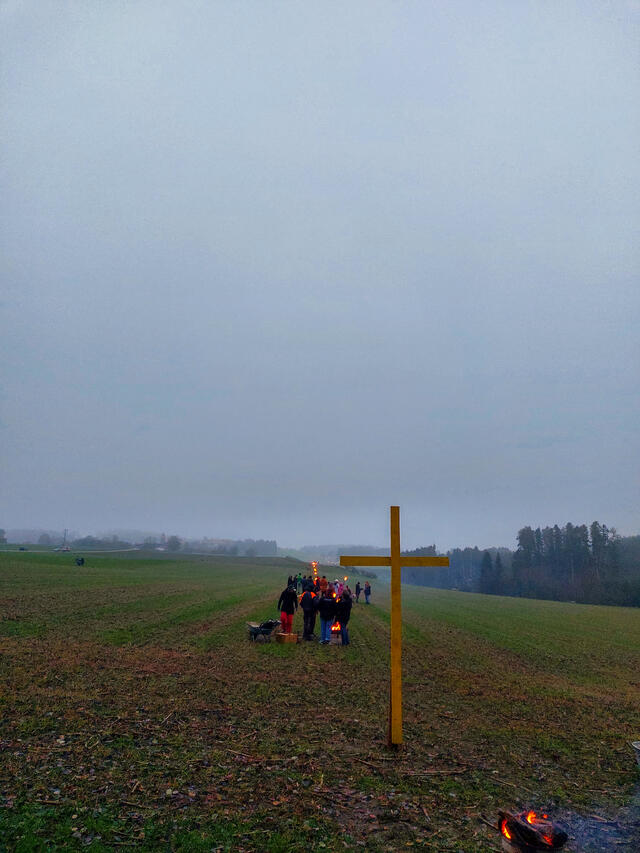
[355, 581, 361, 603]
[364, 581, 371, 604]
[319, 575, 328, 594]
[317, 590, 336, 644]
[296, 571, 302, 592]
[335, 590, 353, 646]
[299, 585, 318, 640]
[278, 583, 298, 634]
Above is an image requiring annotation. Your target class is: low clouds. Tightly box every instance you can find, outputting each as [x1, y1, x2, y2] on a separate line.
[1, 1, 638, 549]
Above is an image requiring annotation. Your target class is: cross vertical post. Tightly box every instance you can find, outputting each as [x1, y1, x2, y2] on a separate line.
[389, 505, 402, 746]
[339, 507, 449, 751]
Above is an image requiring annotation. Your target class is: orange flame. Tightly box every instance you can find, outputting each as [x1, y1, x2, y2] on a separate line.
[506, 812, 555, 848]
[500, 818, 512, 840]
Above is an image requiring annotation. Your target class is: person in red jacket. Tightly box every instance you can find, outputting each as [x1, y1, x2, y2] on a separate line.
[277, 584, 298, 634]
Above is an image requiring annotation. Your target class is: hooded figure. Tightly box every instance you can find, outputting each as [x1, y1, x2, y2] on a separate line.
[278, 584, 298, 634]
[336, 591, 353, 646]
[317, 591, 336, 644]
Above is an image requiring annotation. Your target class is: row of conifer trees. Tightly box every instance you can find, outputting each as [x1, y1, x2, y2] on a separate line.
[403, 524, 640, 606]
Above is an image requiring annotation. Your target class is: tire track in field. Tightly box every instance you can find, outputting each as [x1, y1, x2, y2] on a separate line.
[0, 585, 203, 639]
[98, 593, 250, 646]
[180, 587, 280, 650]
[97, 582, 282, 649]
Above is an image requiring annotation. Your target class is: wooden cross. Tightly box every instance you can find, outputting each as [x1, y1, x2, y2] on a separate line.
[340, 506, 449, 747]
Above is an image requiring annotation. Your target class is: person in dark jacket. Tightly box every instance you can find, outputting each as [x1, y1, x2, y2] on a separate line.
[364, 581, 371, 604]
[355, 581, 361, 603]
[299, 587, 318, 640]
[335, 591, 353, 646]
[277, 584, 298, 634]
[317, 590, 336, 644]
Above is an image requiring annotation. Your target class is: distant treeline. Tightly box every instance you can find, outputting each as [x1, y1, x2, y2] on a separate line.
[35, 533, 278, 557]
[2, 529, 278, 557]
[182, 538, 277, 557]
[279, 544, 389, 563]
[72, 535, 134, 549]
[403, 524, 640, 607]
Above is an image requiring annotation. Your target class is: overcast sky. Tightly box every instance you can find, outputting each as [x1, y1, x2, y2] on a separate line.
[1, 1, 638, 550]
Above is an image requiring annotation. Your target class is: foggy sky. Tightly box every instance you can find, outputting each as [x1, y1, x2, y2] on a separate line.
[2, 1, 639, 551]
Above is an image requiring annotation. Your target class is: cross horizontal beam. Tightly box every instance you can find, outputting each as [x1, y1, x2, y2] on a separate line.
[339, 555, 449, 568]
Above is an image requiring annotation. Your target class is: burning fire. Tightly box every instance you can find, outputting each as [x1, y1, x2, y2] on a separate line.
[499, 810, 567, 850]
[331, 622, 341, 633]
[501, 819, 512, 840]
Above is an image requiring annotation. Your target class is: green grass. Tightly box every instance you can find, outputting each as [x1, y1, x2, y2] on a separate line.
[401, 588, 640, 683]
[1, 552, 639, 851]
[0, 800, 336, 852]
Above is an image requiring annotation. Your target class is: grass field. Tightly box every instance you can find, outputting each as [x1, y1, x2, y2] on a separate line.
[1, 552, 639, 852]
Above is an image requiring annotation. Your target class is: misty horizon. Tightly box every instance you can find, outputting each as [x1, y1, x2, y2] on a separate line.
[4, 517, 636, 556]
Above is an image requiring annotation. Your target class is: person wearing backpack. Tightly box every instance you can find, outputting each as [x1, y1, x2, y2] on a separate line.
[299, 586, 318, 640]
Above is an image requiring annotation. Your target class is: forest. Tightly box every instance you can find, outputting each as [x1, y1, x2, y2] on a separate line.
[402, 524, 640, 607]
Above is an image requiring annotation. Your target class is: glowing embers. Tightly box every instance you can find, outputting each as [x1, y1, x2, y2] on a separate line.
[499, 810, 568, 851]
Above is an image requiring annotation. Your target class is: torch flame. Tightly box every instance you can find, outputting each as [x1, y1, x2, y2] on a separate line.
[500, 818, 512, 840]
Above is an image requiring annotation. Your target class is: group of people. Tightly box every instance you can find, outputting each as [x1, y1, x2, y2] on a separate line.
[277, 573, 372, 645]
